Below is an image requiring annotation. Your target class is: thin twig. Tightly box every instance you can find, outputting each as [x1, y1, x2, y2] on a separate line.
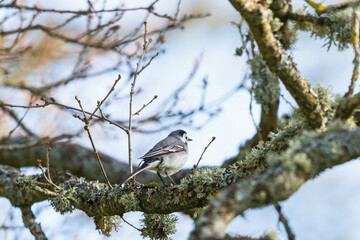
[3, 98, 33, 141]
[36, 159, 60, 190]
[137, 52, 159, 75]
[193, 136, 216, 171]
[133, 95, 158, 116]
[280, 93, 296, 109]
[74, 96, 113, 188]
[45, 142, 52, 182]
[120, 215, 143, 232]
[88, 74, 121, 122]
[127, 22, 152, 174]
[0, 2, 157, 15]
[0, 97, 127, 132]
[173, 0, 182, 22]
[249, 91, 262, 141]
[0, 105, 36, 137]
[0, 225, 25, 230]
[274, 202, 296, 240]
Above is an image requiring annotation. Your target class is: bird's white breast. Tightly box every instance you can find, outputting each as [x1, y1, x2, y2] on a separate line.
[157, 151, 188, 176]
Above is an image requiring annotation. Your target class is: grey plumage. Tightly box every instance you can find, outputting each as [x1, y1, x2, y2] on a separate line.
[119, 129, 192, 186]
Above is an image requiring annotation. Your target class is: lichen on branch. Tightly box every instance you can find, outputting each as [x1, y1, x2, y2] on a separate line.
[229, 0, 327, 128]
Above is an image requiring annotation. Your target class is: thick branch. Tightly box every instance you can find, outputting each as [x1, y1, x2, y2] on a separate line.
[259, 96, 280, 141]
[229, 0, 326, 128]
[1, 122, 359, 221]
[0, 138, 158, 184]
[190, 121, 360, 239]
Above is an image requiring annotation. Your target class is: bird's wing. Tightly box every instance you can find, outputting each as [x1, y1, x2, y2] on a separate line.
[139, 145, 184, 159]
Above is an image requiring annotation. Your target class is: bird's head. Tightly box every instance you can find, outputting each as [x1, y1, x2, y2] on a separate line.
[169, 129, 193, 143]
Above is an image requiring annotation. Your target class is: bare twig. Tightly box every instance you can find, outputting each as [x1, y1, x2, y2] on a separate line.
[88, 74, 121, 122]
[127, 22, 156, 174]
[0, 104, 36, 138]
[45, 142, 52, 182]
[280, 93, 296, 109]
[120, 215, 143, 232]
[161, 53, 203, 110]
[193, 136, 216, 171]
[0, 225, 25, 230]
[0, 14, 208, 51]
[36, 159, 59, 190]
[137, 52, 159, 75]
[0, 98, 128, 132]
[274, 202, 296, 240]
[173, 0, 182, 22]
[249, 91, 262, 141]
[133, 95, 158, 116]
[74, 96, 112, 188]
[0, 2, 157, 14]
[2, 97, 33, 141]
[4, 108, 31, 139]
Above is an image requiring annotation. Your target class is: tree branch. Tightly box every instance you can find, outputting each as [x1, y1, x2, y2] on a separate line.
[0, 138, 158, 184]
[274, 202, 296, 240]
[190, 121, 360, 239]
[229, 0, 326, 128]
[1, 121, 359, 223]
[336, 92, 360, 119]
[20, 205, 48, 240]
[0, 106, 37, 137]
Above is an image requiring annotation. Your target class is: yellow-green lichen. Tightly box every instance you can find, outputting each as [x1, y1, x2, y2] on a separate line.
[141, 213, 178, 240]
[94, 215, 121, 237]
[50, 187, 77, 214]
[294, 8, 353, 51]
[118, 191, 140, 212]
[271, 17, 284, 32]
[248, 53, 280, 113]
[16, 176, 37, 189]
[143, 182, 159, 188]
[191, 167, 228, 199]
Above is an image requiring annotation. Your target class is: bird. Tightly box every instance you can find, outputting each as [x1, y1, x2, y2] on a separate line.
[119, 129, 192, 186]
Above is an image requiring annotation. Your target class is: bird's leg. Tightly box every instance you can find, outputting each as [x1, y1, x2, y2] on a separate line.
[165, 170, 177, 185]
[157, 172, 167, 186]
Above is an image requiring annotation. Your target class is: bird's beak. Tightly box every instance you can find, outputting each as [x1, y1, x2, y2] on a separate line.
[188, 138, 193, 141]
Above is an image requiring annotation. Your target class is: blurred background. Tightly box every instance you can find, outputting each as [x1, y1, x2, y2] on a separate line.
[0, 0, 359, 239]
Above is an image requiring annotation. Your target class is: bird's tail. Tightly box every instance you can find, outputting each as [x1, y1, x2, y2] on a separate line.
[119, 163, 150, 186]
